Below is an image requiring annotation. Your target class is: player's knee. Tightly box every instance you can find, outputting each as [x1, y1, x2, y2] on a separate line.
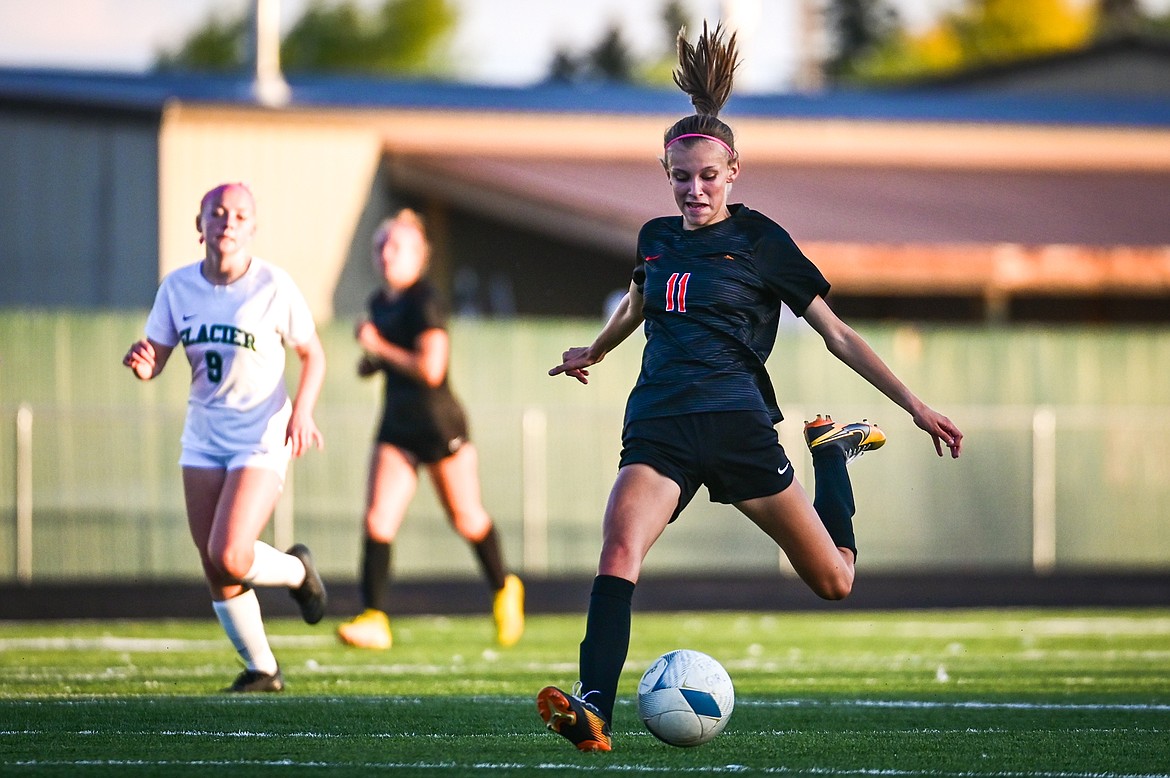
[598, 541, 644, 580]
[817, 581, 853, 601]
[810, 570, 853, 601]
[201, 561, 239, 589]
[208, 544, 252, 582]
[364, 507, 401, 541]
[452, 509, 490, 541]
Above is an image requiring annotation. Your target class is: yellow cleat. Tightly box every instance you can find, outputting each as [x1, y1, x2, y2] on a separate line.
[493, 574, 525, 647]
[336, 608, 392, 650]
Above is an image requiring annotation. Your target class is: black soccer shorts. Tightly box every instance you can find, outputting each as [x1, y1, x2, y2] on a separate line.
[619, 410, 795, 522]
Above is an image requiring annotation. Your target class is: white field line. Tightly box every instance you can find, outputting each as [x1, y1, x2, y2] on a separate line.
[2, 666, 1166, 692]
[3, 726, 1168, 738]
[813, 618, 1170, 639]
[3, 614, 1169, 652]
[3, 634, 1168, 665]
[739, 699, 1170, 712]
[3, 701, 1167, 776]
[1, 758, 1167, 778]
[0, 635, 334, 651]
[3, 696, 1169, 713]
[0, 661, 583, 685]
[1, 617, 1167, 660]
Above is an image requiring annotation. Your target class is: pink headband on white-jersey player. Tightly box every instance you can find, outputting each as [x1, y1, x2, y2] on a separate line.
[664, 133, 736, 158]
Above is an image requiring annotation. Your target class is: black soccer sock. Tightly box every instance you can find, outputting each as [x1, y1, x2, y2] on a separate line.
[471, 525, 508, 591]
[579, 574, 636, 723]
[812, 447, 857, 555]
[361, 537, 392, 612]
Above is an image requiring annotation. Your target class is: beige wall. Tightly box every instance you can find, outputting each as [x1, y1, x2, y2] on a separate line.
[154, 104, 676, 322]
[732, 118, 1170, 171]
[159, 104, 385, 321]
[155, 101, 1170, 323]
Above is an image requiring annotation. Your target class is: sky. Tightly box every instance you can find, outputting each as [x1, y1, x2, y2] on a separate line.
[0, 0, 1166, 92]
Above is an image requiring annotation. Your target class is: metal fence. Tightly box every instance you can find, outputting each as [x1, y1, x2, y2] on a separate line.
[3, 312, 1169, 582]
[5, 400, 1168, 584]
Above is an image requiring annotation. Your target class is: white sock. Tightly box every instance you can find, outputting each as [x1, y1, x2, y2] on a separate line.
[244, 540, 306, 588]
[212, 589, 279, 675]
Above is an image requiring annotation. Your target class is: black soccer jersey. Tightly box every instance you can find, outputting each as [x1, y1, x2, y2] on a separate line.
[625, 204, 830, 425]
[368, 280, 467, 444]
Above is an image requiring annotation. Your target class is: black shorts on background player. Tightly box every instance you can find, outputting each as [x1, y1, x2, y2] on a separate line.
[369, 280, 470, 462]
[340, 208, 525, 652]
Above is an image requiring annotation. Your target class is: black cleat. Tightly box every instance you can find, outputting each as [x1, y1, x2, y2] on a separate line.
[287, 543, 327, 625]
[225, 666, 284, 693]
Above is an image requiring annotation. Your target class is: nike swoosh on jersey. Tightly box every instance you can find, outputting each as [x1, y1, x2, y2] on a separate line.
[644, 254, 662, 261]
[183, 313, 197, 321]
[778, 462, 791, 475]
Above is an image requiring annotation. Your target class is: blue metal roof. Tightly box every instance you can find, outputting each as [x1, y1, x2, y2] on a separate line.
[2, 66, 1168, 127]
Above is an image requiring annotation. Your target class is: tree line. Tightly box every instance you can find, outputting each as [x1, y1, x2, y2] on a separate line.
[156, 0, 1170, 88]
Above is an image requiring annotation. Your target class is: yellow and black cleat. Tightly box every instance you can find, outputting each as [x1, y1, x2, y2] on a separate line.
[804, 414, 886, 464]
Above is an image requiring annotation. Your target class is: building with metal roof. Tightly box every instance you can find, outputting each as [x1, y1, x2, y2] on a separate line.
[2, 55, 1168, 322]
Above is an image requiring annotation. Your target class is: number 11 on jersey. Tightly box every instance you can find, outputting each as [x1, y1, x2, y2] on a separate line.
[665, 272, 690, 313]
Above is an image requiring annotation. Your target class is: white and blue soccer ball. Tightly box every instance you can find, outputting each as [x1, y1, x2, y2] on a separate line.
[637, 649, 735, 747]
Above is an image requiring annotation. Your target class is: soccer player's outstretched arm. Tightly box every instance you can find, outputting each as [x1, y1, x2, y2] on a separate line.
[803, 296, 963, 458]
[550, 281, 644, 385]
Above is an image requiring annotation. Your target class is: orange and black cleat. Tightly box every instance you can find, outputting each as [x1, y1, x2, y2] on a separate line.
[537, 685, 612, 752]
[804, 414, 886, 464]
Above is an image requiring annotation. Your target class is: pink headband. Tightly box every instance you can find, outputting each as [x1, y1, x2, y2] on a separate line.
[664, 133, 736, 158]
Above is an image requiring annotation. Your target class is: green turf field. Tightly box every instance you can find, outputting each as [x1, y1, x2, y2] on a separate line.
[1, 608, 1167, 776]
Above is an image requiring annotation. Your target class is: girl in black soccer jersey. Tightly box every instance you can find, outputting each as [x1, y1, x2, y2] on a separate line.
[336, 208, 525, 650]
[537, 24, 964, 752]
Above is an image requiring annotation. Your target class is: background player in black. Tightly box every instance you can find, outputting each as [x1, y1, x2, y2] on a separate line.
[536, 23, 963, 752]
[336, 209, 525, 650]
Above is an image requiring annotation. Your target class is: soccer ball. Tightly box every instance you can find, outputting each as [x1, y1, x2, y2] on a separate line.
[637, 649, 735, 747]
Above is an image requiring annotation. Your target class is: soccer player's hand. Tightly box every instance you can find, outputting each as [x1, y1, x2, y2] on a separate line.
[357, 354, 380, 377]
[123, 339, 157, 381]
[355, 320, 383, 354]
[286, 411, 324, 458]
[914, 407, 963, 459]
[549, 346, 596, 385]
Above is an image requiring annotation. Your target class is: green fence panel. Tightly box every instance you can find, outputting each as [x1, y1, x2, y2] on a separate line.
[2, 310, 1168, 582]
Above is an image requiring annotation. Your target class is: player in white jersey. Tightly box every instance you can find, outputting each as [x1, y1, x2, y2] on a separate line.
[124, 182, 328, 692]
